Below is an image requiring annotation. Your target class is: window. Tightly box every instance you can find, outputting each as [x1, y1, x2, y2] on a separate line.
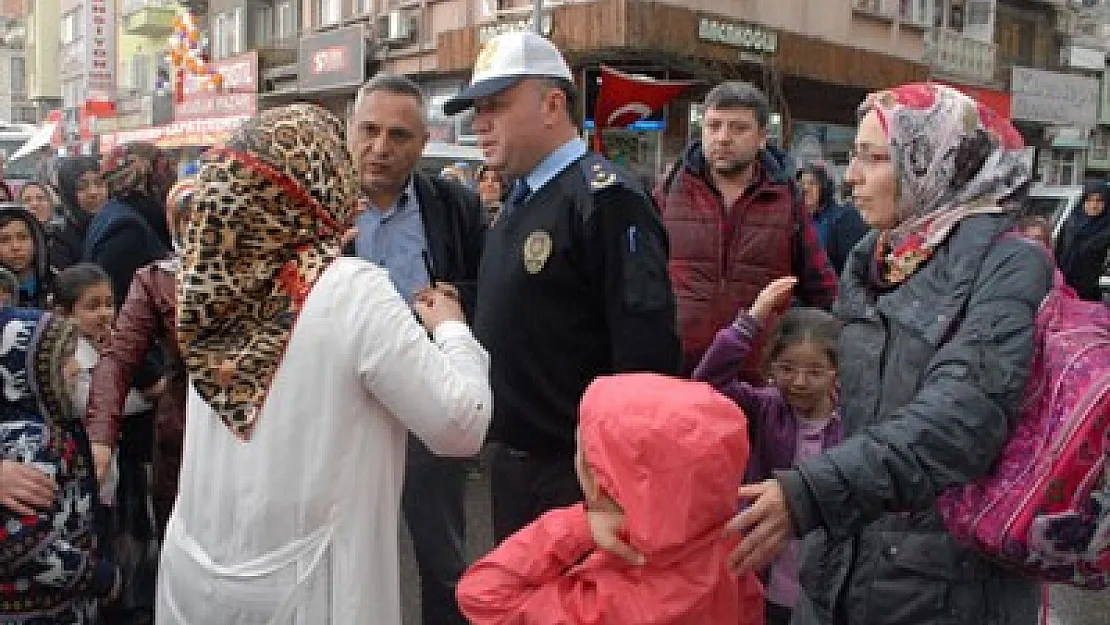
[276, 1, 296, 40]
[1091, 129, 1110, 163]
[358, 0, 374, 15]
[131, 55, 152, 92]
[319, 0, 341, 26]
[10, 57, 24, 95]
[60, 12, 78, 45]
[899, 0, 932, 25]
[212, 10, 242, 58]
[62, 80, 83, 110]
[255, 6, 273, 46]
[1042, 149, 1085, 187]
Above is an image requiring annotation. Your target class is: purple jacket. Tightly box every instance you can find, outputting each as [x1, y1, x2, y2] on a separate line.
[691, 313, 843, 483]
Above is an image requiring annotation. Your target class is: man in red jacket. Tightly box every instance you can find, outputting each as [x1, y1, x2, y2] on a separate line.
[655, 81, 837, 378]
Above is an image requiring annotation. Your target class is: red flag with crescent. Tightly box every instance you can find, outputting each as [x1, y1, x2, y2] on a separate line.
[592, 65, 695, 154]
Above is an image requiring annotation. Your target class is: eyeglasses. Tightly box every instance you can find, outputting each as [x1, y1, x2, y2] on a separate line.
[848, 145, 892, 166]
[768, 362, 836, 382]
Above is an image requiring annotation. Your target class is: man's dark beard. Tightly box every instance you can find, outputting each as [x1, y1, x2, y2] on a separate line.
[712, 155, 756, 179]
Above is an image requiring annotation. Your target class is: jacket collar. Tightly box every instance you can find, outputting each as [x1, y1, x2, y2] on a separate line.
[837, 215, 1014, 344]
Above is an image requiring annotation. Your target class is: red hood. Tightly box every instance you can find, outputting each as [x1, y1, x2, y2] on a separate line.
[579, 373, 749, 554]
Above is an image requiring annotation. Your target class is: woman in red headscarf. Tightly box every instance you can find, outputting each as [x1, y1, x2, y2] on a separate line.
[715, 84, 1049, 625]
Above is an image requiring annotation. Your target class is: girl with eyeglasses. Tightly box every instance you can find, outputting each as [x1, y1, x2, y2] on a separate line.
[692, 276, 843, 625]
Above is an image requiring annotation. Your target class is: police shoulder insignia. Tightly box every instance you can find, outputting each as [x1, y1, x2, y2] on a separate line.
[522, 230, 553, 274]
[588, 161, 618, 191]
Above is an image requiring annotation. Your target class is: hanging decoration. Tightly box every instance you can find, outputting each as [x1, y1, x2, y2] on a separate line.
[166, 12, 223, 103]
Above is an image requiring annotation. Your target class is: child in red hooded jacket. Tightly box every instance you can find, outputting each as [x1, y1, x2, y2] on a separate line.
[457, 373, 765, 625]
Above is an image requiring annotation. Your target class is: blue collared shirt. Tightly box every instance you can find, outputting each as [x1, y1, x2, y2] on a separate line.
[522, 138, 588, 199]
[353, 179, 429, 304]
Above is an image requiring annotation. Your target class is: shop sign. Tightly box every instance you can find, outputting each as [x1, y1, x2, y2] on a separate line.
[1062, 46, 1106, 72]
[100, 115, 252, 153]
[299, 25, 367, 92]
[698, 18, 777, 54]
[87, 0, 116, 104]
[176, 52, 259, 122]
[1011, 66, 1099, 127]
[479, 16, 552, 44]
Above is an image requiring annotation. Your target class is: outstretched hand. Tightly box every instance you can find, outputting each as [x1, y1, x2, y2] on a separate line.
[748, 277, 798, 324]
[725, 480, 794, 574]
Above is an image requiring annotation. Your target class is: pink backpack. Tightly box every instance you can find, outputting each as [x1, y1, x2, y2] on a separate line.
[937, 239, 1110, 590]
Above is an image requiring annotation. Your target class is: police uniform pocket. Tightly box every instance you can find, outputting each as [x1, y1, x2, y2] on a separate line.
[621, 224, 670, 313]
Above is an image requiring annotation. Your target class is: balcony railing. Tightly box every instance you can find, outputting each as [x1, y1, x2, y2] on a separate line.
[925, 27, 997, 84]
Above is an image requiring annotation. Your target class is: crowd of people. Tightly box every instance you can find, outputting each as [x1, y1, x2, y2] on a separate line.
[0, 28, 1106, 625]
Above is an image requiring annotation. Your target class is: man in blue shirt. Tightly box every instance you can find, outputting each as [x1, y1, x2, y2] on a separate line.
[444, 32, 681, 541]
[347, 74, 486, 625]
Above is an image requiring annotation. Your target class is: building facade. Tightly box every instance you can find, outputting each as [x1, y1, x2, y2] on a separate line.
[231, 0, 928, 178]
[0, 14, 34, 124]
[25, 0, 60, 122]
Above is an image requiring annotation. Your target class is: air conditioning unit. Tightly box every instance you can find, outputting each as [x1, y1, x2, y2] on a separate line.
[379, 10, 414, 45]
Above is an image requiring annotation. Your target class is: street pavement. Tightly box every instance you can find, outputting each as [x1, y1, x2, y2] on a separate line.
[398, 468, 1110, 625]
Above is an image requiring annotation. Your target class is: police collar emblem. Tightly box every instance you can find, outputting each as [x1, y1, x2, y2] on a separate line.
[590, 162, 616, 190]
[523, 230, 553, 274]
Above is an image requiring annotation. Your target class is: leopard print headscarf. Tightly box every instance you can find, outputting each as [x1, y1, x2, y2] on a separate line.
[177, 104, 359, 440]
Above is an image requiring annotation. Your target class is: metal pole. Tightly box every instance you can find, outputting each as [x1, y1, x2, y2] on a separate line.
[533, 0, 543, 34]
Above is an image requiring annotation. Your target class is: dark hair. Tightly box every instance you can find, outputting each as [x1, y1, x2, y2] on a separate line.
[704, 81, 771, 129]
[355, 73, 427, 112]
[53, 263, 111, 312]
[0, 210, 31, 232]
[0, 265, 17, 297]
[537, 77, 579, 125]
[766, 307, 843, 368]
[797, 164, 836, 208]
[55, 156, 102, 215]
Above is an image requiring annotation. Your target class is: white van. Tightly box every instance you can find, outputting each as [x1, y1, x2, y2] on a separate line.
[1026, 183, 1084, 240]
[419, 142, 485, 181]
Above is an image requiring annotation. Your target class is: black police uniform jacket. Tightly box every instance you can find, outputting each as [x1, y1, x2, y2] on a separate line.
[474, 152, 681, 458]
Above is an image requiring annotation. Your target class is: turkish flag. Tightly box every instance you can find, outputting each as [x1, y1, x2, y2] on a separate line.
[592, 65, 694, 153]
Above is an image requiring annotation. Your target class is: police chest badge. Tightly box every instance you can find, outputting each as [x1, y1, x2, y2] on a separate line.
[522, 230, 553, 274]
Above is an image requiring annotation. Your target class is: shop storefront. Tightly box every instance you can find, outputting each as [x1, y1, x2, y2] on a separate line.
[435, 1, 926, 178]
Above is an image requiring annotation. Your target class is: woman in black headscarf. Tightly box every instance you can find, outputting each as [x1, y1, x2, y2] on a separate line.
[1054, 181, 1110, 302]
[47, 157, 109, 273]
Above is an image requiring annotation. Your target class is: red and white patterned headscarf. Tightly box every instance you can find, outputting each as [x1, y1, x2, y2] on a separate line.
[860, 83, 1029, 284]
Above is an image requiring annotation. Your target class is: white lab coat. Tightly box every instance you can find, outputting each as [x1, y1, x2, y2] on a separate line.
[154, 257, 492, 625]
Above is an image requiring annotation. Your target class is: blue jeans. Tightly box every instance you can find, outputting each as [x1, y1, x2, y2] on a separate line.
[402, 434, 469, 625]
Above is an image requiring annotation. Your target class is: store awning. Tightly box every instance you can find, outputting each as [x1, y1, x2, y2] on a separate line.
[9, 121, 58, 162]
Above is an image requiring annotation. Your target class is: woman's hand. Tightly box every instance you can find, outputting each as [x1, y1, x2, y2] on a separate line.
[748, 277, 798, 324]
[0, 460, 57, 515]
[725, 480, 794, 574]
[414, 285, 465, 332]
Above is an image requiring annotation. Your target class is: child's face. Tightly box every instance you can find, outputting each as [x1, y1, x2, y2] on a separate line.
[19, 185, 53, 224]
[70, 281, 115, 348]
[0, 219, 35, 276]
[768, 340, 838, 418]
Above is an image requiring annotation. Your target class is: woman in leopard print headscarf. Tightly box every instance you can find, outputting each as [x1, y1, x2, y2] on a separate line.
[155, 103, 491, 625]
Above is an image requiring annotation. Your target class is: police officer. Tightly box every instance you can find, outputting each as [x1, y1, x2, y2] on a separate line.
[444, 31, 681, 541]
